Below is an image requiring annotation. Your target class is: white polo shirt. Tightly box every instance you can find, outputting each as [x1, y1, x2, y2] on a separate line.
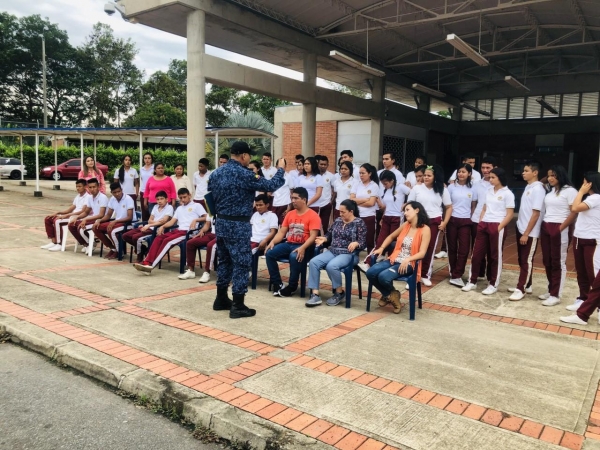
[73, 192, 91, 214]
[574, 194, 600, 239]
[379, 183, 410, 217]
[333, 177, 356, 210]
[449, 168, 482, 183]
[295, 174, 324, 203]
[273, 173, 292, 207]
[250, 211, 279, 243]
[139, 165, 154, 193]
[471, 179, 492, 223]
[115, 167, 139, 195]
[482, 186, 515, 223]
[406, 171, 417, 188]
[150, 204, 174, 225]
[544, 186, 577, 224]
[88, 193, 108, 216]
[262, 166, 277, 180]
[351, 180, 379, 217]
[407, 184, 452, 220]
[378, 167, 406, 185]
[448, 183, 477, 219]
[517, 181, 546, 237]
[174, 202, 206, 231]
[193, 171, 211, 201]
[107, 194, 135, 221]
[315, 171, 334, 208]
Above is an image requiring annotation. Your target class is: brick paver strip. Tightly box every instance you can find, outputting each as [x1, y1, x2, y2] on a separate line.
[319, 425, 351, 445]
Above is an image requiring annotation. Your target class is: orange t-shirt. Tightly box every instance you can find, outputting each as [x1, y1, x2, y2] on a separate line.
[282, 209, 321, 244]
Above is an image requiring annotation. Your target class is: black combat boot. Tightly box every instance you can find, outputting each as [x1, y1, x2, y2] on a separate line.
[229, 294, 256, 319]
[213, 287, 233, 311]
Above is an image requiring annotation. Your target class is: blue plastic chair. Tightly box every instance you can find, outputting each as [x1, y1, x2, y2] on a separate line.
[267, 244, 315, 298]
[366, 256, 422, 320]
[312, 246, 363, 308]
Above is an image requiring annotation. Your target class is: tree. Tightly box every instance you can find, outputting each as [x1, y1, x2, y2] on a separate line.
[167, 59, 187, 87]
[123, 103, 186, 128]
[82, 23, 143, 127]
[437, 110, 451, 119]
[237, 92, 291, 123]
[325, 81, 370, 99]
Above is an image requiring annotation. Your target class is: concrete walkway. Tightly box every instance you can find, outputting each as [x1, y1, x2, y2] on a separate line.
[0, 180, 598, 450]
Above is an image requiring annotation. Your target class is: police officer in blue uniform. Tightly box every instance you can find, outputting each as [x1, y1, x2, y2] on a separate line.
[208, 141, 286, 318]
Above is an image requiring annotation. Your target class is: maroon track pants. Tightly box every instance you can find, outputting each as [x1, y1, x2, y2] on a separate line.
[515, 226, 539, 292]
[573, 237, 600, 301]
[362, 215, 377, 253]
[422, 217, 442, 280]
[122, 228, 153, 255]
[577, 269, 600, 322]
[446, 217, 472, 279]
[471, 222, 489, 278]
[143, 230, 187, 268]
[469, 222, 505, 287]
[540, 222, 569, 298]
[318, 204, 332, 233]
[376, 215, 402, 250]
[272, 205, 289, 226]
[185, 232, 217, 271]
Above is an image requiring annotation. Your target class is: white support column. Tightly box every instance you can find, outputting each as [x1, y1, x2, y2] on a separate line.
[369, 77, 386, 167]
[93, 137, 97, 162]
[139, 132, 143, 169]
[34, 133, 42, 197]
[302, 53, 317, 157]
[80, 134, 84, 168]
[54, 137, 58, 182]
[214, 131, 219, 169]
[187, 9, 206, 176]
[20, 136, 24, 182]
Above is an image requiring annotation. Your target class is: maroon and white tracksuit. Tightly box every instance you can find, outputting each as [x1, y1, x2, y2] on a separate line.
[469, 222, 505, 287]
[122, 228, 154, 255]
[573, 238, 600, 301]
[186, 232, 217, 271]
[446, 217, 472, 279]
[44, 216, 70, 243]
[143, 230, 187, 268]
[576, 268, 600, 322]
[376, 215, 402, 250]
[515, 227, 538, 293]
[93, 222, 127, 252]
[540, 222, 570, 298]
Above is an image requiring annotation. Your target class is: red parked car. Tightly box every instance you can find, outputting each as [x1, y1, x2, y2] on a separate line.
[41, 159, 109, 180]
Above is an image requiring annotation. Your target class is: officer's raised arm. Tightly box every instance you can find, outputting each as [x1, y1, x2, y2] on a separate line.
[249, 157, 286, 193]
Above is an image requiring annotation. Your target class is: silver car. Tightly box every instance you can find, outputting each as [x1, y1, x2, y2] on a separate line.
[0, 158, 27, 179]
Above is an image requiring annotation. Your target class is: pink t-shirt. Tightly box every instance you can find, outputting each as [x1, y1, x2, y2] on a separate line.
[145, 176, 177, 202]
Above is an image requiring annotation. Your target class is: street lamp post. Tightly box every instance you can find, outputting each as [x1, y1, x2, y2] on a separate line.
[42, 35, 48, 129]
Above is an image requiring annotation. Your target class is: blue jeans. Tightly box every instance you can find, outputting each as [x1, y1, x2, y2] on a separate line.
[266, 242, 313, 289]
[308, 251, 357, 291]
[366, 259, 414, 297]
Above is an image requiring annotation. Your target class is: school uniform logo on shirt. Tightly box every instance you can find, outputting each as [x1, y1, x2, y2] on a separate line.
[261, 219, 265, 223]
[347, 184, 351, 188]
[526, 191, 530, 196]
[367, 190, 371, 194]
[498, 196, 503, 200]
[467, 194, 472, 198]
[130, 174, 134, 178]
[309, 178, 314, 182]
[188, 207, 193, 212]
[326, 178, 330, 182]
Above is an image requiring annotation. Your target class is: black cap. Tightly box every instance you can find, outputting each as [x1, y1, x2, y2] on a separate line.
[230, 141, 257, 156]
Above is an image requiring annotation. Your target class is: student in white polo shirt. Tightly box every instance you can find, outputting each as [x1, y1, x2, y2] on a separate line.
[332, 161, 356, 222]
[250, 194, 279, 252]
[463, 168, 515, 294]
[261, 153, 278, 180]
[446, 164, 477, 287]
[407, 164, 452, 286]
[350, 163, 380, 253]
[339, 150, 360, 179]
[295, 157, 324, 213]
[378, 152, 405, 185]
[193, 158, 211, 208]
[179, 214, 217, 283]
[448, 154, 482, 184]
[93, 182, 135, 260]
[68, 178, 108, 251]
[134, 187, 207, 274]
[508, 161, 546, 301]
[315, 155, 335, 231]
[405, 156, 426, 188]
[114, 155, 139, 205]
[42, 179, 91, 252]
[139, 152, 154, 221]
[271, 168, 293, 225]
[376, 170, 410, 251]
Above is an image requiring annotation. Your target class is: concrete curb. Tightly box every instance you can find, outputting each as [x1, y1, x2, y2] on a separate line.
[0, 315, 333, 450]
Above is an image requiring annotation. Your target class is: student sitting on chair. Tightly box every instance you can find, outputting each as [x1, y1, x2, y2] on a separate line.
[122, 190, 173, 263]
[68, 178, 107, 252]
[250, 194, 279, 253]
[366, 201, 431, 314]
[179, 215, 216, 283]
[134, 188, 206, 274]
[41, 179, 91, 252]
[93, 182, 135, 260]
[305, 199, 366, 307]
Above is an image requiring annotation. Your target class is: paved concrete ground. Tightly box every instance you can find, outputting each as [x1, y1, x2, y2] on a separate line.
[0, 343, 218, 450]
[0, 180, 598, 450]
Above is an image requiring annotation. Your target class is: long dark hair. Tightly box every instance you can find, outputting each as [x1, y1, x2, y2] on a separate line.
[425, 164, 445, 195]
[339, 161, 354, 178]
[404, 201, 429, 227]
[379, 170, 397, 202]
[584, 171, 600, 194]
[249, 161, 265, 178]
[118, 155, 132, 183]
[360, 163, 379, 185]
[340, 199, 359, 218]
[549, 165, 573, 192]
[490, 167, 508, 187]
[301, 157, 318, 177]
[456, 163, 473, 188]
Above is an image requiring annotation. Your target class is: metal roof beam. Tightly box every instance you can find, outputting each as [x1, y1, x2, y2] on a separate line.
[317, 0, 396, 34]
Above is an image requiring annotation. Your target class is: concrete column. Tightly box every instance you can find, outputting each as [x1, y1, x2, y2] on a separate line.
[302, 53, 317, 157]
[369, 77, 386, 167]
[416, 94, 431, 112]
[187, 10, 206, 174]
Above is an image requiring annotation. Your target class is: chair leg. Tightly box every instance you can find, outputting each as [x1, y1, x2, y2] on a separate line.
[129, 244, 134, 263]
[300, 267, 306, 298]
[418, 282, 423, 309]
[344, 267, 352, 308]
[61, 225, 68, 252]
[251, 252, 259, 290]
[409, 281, 416, 321]
[366, 282, 373, 312]
[99, 242, 104, 258]
[117, 235, 124, 261]
[356, 267, 363, 299]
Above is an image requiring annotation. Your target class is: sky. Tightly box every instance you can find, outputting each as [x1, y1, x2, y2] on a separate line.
[4, 0, 322, 85]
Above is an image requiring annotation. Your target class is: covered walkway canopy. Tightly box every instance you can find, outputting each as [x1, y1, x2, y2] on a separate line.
[0, 126, 277, 195]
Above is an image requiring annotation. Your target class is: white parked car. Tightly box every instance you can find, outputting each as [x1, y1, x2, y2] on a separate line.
[0, 158, 27, 179]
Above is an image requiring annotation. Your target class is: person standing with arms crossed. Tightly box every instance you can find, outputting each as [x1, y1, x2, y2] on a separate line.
[208, 141, 286, 318]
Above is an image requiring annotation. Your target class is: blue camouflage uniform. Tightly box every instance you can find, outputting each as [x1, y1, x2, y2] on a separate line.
[208, 160, 285, 294]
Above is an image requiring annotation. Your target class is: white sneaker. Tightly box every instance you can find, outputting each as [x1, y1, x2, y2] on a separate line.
[357, 263, 369, 273]
[541, 296, 560, 307]
[509, 289, 525, 301]
[462, 282, 477, 292]
[41, 242, 55, 249]
[178, 269, 196, 280]
[449, 278, 465, 287]
[435, 251, 448, 259]
[482, 285, 497, 295]
[566, 299, 584, 311]
[199, 271, 211, 283]
[560, 314, 587, 325]
[48, 243, 62, 252]
[81, 247, 88, 253]
[508, 287, 533, 294]
[421, 278, 432, 287]
[538, 292, 551, 300]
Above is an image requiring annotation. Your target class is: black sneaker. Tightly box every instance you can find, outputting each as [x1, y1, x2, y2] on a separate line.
[275, 285, 297, 297]
[272, 282, 287, 296]
[230, 305, 257, 319]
